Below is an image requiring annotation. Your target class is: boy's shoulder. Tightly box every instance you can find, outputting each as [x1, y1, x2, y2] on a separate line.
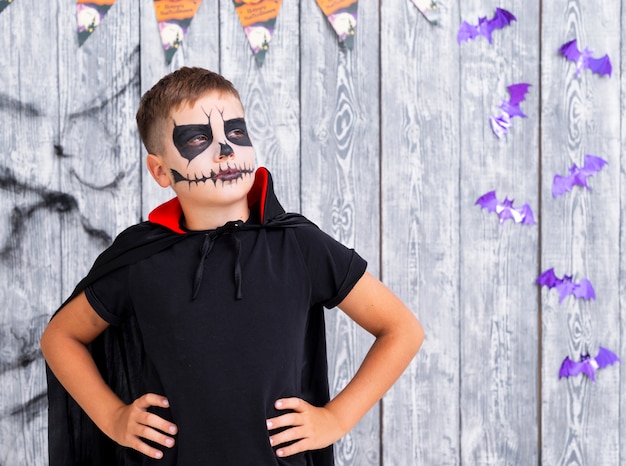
[62, 221, 184, 310]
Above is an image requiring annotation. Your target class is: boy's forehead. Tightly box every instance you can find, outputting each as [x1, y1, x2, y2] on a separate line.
[171, 92, 244, 124]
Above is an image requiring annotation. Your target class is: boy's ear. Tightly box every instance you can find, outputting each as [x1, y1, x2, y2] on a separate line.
[146, 154, 172, 188]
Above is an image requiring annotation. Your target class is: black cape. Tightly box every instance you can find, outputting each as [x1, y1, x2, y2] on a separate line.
[46, 168, 330, 465]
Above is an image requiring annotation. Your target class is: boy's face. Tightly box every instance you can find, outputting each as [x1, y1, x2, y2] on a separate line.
[155, 91, 256, 210]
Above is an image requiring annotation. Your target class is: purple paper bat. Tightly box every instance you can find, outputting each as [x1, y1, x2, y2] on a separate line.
[536, 268, 595, 303]
[552, 154, 607, 198]
[475, 190, 535, 226]
[458, 8, 516, 44]
[559, 39, 612, 77]
[497, 83, 531, 118]
[489, 113, 511, 139]
[490, 83, 531, 139]
[559, 346, 620, 382]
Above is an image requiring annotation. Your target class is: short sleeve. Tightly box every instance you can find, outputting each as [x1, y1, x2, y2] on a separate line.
[84, 266, 132, 326]
[292, 224, 367, 309]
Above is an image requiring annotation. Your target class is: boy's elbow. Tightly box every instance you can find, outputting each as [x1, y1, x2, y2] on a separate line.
[408, 315, 424, 356]
[40, 322, 65, 362]
[40, 326, 53, 360]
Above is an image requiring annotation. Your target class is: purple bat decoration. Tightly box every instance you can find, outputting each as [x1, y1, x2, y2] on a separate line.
[475, 190, 535, 226]
[559, 39, 612, 77]
[552, 154, 607, 198]
[497, 83, 531, 118]
[490, 83, 532, 139]
[559, 346, 620, 382]
[536, 268, 595, 303]
[489, 113, 511, 139]
[457, 8, 516, 44]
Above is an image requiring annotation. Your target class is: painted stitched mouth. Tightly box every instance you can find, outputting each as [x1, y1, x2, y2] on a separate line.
[214, 166, 243, 181]
[171, 164, 254, 187]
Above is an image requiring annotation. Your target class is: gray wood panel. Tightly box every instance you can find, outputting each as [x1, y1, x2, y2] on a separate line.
[58, 0, 142, 296]
[621, 9, 626, 466]
[0, 2, 61, 465]
[1, 1, 626, 464]
[139, 0, 220, 217]
[380, 0, 461, 464]
[613, 11, 626, 464]
[220, 0, 301, 212]
[459, 1, 540, 464]
[300, 1, 381, 464]
[540, 2, 621, 465]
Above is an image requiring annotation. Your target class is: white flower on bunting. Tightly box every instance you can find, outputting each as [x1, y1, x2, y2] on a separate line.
[153, 0, 203, 64]
[233, 0, 282, 66]
[76, 0, 116, 46]
[315, 0, 358, 49]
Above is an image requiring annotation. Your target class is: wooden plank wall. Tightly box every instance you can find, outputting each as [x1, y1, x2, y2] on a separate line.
[0, 1, 623, 465]
[541, 2, 622, 465]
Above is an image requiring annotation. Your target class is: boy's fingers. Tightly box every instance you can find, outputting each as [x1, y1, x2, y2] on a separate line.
[136, 423, 176, 449]
[266, 412, 299, 430]
[132, 394, 178, 435]
[267, 397, 313, 432]
[267, 397, 309, 429]
[274, 397, 304, 411]
[143, 412, 178, 436]
[131, 439, 165, 460]
[275, 438, 308, 458]
[136, 393, 170, 409]
[269, 425, 305, 448]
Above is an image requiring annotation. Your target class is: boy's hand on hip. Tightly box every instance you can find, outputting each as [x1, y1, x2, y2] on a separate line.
[266, 398, 344, 457]
[109, 393, 178, 460]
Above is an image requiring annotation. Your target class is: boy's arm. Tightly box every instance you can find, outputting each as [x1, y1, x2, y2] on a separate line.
[40, 291, 178, 460]
[266, 271, 424, 457]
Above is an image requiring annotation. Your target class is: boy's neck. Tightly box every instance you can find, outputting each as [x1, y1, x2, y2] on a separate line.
[180, 202, 251, 231]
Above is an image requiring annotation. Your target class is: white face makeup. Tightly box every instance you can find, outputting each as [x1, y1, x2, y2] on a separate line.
[168, 94, 255, 186]
[157, 92, 256, 211]
[172, 114, 253, 164]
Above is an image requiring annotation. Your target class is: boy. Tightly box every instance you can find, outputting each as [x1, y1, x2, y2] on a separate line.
[41, 67, 424, 465]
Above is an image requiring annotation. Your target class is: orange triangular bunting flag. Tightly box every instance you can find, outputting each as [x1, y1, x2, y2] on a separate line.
[76, 0, 117, 46]
[315, 0, 357, 49]
[233, 0, 282, 66]
[153, 0, 203, 64]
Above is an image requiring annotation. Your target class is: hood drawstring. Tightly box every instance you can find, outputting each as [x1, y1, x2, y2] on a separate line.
[232, 234, 242, 300]
[192, 221, 243, 301]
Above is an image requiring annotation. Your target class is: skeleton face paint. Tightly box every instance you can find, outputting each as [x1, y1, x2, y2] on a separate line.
[171, 112, 253, 163]
[160, 92, 256, 196]
[173, 120, 213, 162]
[224, 118, 252, 147]
[170, 110, 253, 166]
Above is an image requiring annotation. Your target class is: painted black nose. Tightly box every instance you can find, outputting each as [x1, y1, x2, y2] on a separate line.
[219, 143, 234, 157]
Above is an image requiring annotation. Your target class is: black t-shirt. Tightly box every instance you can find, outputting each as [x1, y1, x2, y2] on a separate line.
[85, 219, 366, 465]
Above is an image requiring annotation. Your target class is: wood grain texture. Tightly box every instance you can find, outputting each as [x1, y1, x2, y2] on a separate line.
[458, 1, 540, 464]
[0, 1, 62, 465]
[139, 0, 221, 218]
[540, 2, 621, 465]
[58, 0, 142, 300]
[300, 1, 381, 464]
[620, 7, 626, 466]
[380, 0, 461, 464]
[1, 1, 625, 465]
[219, 0, 301, 212]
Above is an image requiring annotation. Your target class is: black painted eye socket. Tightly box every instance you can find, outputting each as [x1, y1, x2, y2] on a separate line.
[173, 124, 213, 161]
[224, 118, 252, 147]
[187, 134, 209, 146]
[227, 129, 245, 140]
